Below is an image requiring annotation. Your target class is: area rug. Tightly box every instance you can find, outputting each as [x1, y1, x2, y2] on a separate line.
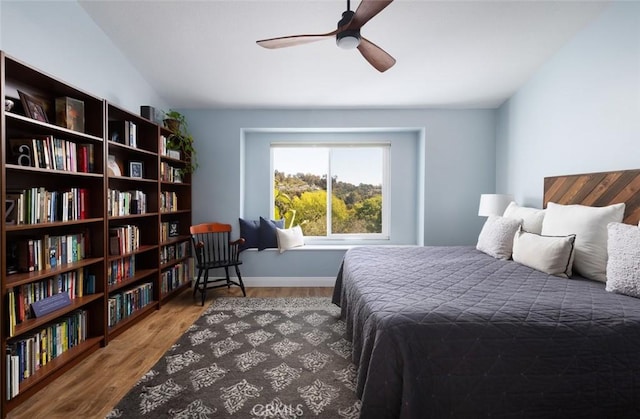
[107, 297, 361, 418]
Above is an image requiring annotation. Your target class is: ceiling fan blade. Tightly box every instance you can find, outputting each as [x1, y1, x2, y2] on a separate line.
[357, 37, 396, 72]
[349, 0, 394, 29]
[257, 30, 337, 49]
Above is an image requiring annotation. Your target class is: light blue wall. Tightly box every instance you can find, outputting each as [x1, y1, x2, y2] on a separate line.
[0, 1, 169, 113]
[496, 2, 640, 207]
[183, 109, 496, 278]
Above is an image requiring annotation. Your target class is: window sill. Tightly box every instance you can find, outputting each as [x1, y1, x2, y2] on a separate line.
[242, 245, 353, 252]
[242, 244, 419, 252]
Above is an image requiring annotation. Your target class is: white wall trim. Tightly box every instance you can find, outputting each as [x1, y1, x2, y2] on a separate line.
[208, 276, 335, 287]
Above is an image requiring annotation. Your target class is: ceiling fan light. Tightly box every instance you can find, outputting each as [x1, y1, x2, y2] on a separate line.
[337, 35, 360, 49]
[336, 30, 361, 50]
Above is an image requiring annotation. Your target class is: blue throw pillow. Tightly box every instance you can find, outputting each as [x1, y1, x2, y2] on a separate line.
[238, 218, 260, 252]
[258, 216, 284, 250]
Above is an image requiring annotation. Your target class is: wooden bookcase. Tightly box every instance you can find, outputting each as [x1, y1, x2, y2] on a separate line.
[0, 52, 106, 414]
[105, 103, 161, 343]
[159, 127, 193, 304]
[0, 52, 194, 416]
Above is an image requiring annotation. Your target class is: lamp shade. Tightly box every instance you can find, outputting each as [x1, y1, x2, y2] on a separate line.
[478, 194, 513, 217]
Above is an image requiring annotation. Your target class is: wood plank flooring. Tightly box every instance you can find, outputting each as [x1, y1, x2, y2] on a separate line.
[8, 287, 334, 419]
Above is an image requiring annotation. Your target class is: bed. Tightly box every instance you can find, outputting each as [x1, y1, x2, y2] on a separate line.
[332, 169, 640, 418]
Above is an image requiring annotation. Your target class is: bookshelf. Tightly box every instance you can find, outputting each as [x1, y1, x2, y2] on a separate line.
[0, 52, 194, 416]
[105, 104, 160, 342]
[159, 128, 193, 303]
[1, 52, 106, 413]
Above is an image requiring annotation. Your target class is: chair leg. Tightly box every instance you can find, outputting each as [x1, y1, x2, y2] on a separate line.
[200, 268, 209, 306]
[193, 268, 203, 299]
[235, 265, 246, 297]
[224, 266, 231, 289]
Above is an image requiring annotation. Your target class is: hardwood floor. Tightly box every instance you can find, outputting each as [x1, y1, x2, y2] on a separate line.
[7, 287, 334, 419]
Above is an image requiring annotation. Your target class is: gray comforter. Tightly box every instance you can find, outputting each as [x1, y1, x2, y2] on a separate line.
[332, 246, 640, 418]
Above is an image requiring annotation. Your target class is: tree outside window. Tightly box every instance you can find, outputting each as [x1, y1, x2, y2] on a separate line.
[272, 144, 388, 238]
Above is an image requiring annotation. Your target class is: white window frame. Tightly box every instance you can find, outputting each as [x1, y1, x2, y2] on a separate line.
[270, 142, 390, 242]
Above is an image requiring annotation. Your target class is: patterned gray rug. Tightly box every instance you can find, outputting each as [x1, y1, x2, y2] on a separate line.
[107, 297, 361, 418]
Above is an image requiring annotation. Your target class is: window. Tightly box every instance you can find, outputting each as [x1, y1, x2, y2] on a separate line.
[242, 129, 421, 246]
[271, 143, 389, 239]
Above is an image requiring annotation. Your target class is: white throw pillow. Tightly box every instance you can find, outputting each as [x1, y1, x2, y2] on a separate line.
[476, 216, 522, 260]
[606, 222, 640, 298]
[541, 202, 625, 282]
[512, 228, 576, 278]
[276, 226, 305, 253]
[502, 201, 546, 234]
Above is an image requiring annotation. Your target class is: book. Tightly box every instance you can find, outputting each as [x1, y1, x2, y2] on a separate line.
[17, 240, 35, 272]
[71, 235, 78, 262]
[65, 141, 71, 171]
[129, 121, 137, 147]
[78, 144, 88, 172]
[77, 268, 84, 298]
[31, 138, 41, 168]
[79, 188, 88, 219]
[67, 235, 73, 264]
[36, 139, 45, 168]
[8, 290, 15, 338]
[54, 138, 64, 170]
[87, 143, 94, 172]
[45, 136, 55, 170]
[109, 228, 121, 256]
[41, 136, 51, 169]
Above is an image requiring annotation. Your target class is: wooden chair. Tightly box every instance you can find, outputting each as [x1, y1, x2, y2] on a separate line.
[190, 222, 246, 305]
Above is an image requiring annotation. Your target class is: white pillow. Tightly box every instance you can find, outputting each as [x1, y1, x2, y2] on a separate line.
[541, 202, 625, 282]
[503, 201, 546, 234]
[512, 228, 576, 278]
[605, 222, 640, 298]
[276, 226, 305, 253]
[476, 216, 522, 260]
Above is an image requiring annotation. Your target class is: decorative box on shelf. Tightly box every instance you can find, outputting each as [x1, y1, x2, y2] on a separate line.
[167, 149, 181, 160]
[55, 96, 85, 133]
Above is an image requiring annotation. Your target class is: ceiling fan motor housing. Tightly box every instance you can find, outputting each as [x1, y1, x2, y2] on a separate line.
[336, 10, 361, 49]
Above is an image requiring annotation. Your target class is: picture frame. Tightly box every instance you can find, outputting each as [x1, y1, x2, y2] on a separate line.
[18, 90, 49, 123]
[129, 161, 144, 178]
[168, 221, 179, 237]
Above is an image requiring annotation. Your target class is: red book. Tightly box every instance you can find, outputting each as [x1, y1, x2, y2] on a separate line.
[78, 145, 87, 173]
[17, 287, 25, 323]
[79, 188, 88, 219]
[28, 240, 35, 272]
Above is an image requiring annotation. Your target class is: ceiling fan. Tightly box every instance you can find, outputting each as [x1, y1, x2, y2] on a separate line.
[256, 0, 396, 73]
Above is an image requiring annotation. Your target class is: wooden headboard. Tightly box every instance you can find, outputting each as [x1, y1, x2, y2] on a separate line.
[544, 169, 640, 225]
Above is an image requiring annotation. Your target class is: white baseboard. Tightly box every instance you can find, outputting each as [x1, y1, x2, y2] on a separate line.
[207, 276, 335, 287]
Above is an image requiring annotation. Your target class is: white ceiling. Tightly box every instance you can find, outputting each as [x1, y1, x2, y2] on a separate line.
[79, 0, 609, 109]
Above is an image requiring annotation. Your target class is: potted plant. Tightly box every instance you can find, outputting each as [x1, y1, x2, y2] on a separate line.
[163, 110, 198, 173]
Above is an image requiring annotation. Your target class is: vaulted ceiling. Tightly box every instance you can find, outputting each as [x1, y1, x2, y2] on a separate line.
[79, 0, 609, 109]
